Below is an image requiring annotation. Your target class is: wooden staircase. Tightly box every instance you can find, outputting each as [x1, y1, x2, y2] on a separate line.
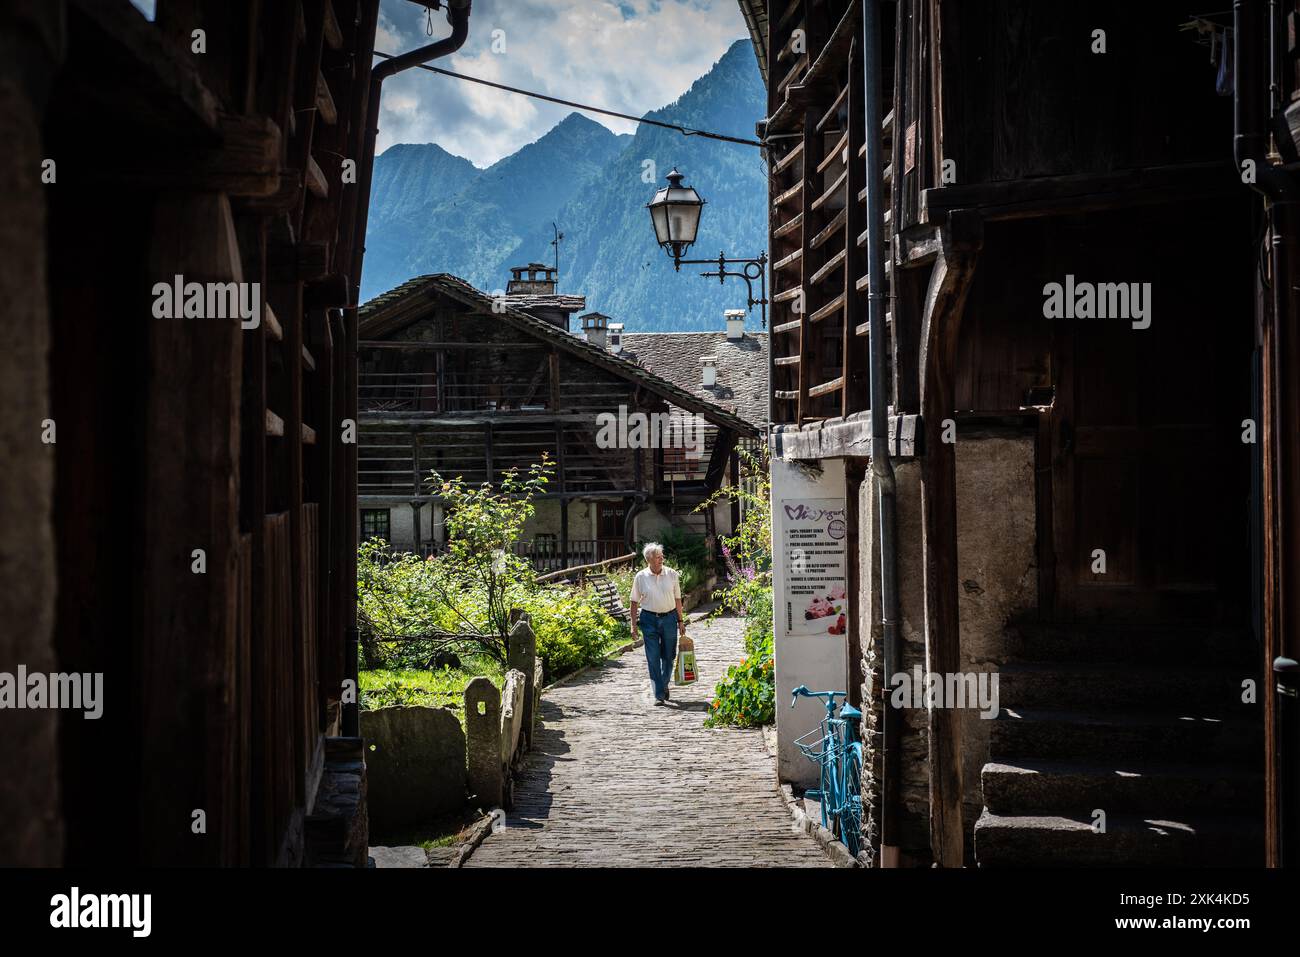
[974, 620, 1264, 867]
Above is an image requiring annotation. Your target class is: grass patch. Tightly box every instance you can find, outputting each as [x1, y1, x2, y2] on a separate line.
[371, 805, 490, 852]
[360, 659, 503, 729]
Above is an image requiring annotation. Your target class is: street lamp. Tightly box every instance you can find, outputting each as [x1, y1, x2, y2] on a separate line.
[647, 168, 768, 327]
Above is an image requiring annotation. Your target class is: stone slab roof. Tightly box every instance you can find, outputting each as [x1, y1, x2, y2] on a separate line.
[358, 274, 759, 437]
[619, 331, 769, 429]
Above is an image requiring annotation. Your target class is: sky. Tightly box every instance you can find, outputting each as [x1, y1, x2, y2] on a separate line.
[125, 0, 749, 169]
[375, 0, 750, 166]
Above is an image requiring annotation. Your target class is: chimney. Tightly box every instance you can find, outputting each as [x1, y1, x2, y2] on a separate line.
[581, 312, 609, 348]
[725, 309, 746, 340]
[701, 356, 718, 388]
[608, 322, 624, 354]
[506, 262, 558, 296]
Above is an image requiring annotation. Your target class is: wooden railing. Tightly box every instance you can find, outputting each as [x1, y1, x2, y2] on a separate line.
[359, 372, 636, 416]
[359, 373, 552, 414]
[416, 538, 630, 574]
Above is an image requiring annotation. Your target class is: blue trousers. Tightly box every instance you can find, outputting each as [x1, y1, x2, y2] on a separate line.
[639, 610, 679, 700]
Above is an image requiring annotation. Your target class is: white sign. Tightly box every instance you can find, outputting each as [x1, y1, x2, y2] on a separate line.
[781, 498, 849, 638]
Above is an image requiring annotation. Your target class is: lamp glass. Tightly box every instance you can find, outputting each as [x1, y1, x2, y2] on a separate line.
[647, 169, 704, 255]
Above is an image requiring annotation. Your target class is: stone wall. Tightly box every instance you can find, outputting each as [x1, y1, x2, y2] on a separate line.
[363, 612, 543, 837]
[859, 460, 931, 860]
[954, 432, 1037, 840]
[857, 431, 1037, 865]
[361, 705, 466, 839]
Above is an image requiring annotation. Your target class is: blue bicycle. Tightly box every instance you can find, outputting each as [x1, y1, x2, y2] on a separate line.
[791, 686, 864, 857]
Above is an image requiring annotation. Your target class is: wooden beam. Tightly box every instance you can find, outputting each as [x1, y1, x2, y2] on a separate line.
[305, 155, 329, 199]
[798, 104, 818, 423]
[771, 411, 920, 461]
[917, 212, 982, 869]
[359, 339, 545, 350]
[315, 71, 338, 125]
[268, 241, 331, 282]
[139, 192, 242, 865]
[843, 33, 869, 414]
[264, 303, 284, 342]
[78, 111, 282, 196]
[704, 428, 740, 493]
[919, 162, 1239, 226]
[412, 431, 423, 496]
[323, 0, 344, 49]
[67, 0, 221, 137]
[549, 348, 562, 411]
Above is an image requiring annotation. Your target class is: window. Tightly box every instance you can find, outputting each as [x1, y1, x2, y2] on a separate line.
[361, 509, 390, 542]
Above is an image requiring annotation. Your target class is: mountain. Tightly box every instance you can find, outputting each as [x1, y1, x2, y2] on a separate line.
[369, 142, 481, 223]
[361, 114, 626, 299]
[360, 38, 767, 333]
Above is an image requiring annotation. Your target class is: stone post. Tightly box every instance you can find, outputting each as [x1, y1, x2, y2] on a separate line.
[499, 669, 527, 769]
[507, 609, 538, 748]
[464, 676, 503, 808]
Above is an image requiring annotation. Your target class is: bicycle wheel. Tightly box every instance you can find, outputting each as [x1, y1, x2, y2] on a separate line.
[816, 739, 834, 831]
[835, 743, 864, 858]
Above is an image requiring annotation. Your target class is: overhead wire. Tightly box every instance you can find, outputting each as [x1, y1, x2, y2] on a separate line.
[372, 50, 765, 148]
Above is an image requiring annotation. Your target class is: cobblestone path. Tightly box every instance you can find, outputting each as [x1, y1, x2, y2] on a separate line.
[462, 613, 831, 867]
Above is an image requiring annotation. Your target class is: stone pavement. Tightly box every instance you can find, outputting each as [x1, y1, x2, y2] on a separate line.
[462, 613, 832, 867]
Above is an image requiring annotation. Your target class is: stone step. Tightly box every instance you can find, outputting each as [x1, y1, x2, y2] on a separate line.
[1001, 619, 1253, 666]
[989, 707, 1261, 763]
[974, 808, 1263, 867]
[981, 758, 1261, 817]
[997, 661, 1256, 713]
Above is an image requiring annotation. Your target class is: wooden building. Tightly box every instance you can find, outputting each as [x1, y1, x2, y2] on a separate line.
[0, 0, 410, 866]
[356, 273, 760, 569]
[739, 0, 1296, 866]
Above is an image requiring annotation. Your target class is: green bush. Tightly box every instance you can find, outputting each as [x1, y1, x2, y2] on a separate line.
[636, 527, 711, 594]
[705, 631, 774, 728]
[358, 456, 631, 706]
[699, 448, 776, 728]
[527, 585, 629, 682]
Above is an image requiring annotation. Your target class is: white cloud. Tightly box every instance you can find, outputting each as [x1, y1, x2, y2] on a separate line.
[374, 0, 748, 166]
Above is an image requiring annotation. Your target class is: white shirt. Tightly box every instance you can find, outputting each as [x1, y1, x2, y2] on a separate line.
[630, 565, 681, 614]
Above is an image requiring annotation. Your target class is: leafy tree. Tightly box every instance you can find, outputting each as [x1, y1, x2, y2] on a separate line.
[423, 455, 552, 663]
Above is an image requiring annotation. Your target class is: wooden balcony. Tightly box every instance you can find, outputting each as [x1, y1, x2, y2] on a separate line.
[418, 538, 628, 575]
[358, 373, 629, 417]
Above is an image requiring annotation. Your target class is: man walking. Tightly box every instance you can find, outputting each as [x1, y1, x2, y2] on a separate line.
[629, 542, 686, 705]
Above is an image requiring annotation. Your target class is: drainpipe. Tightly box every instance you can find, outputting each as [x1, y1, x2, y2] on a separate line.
[349, 0, 473, 309]
[1239, 0, 1300, 866]
[861, 0, 902, 867]
[1235, 0, 1295, 203]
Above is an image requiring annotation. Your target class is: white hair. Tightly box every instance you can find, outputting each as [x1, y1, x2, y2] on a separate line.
[642, 541, 664, 562]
